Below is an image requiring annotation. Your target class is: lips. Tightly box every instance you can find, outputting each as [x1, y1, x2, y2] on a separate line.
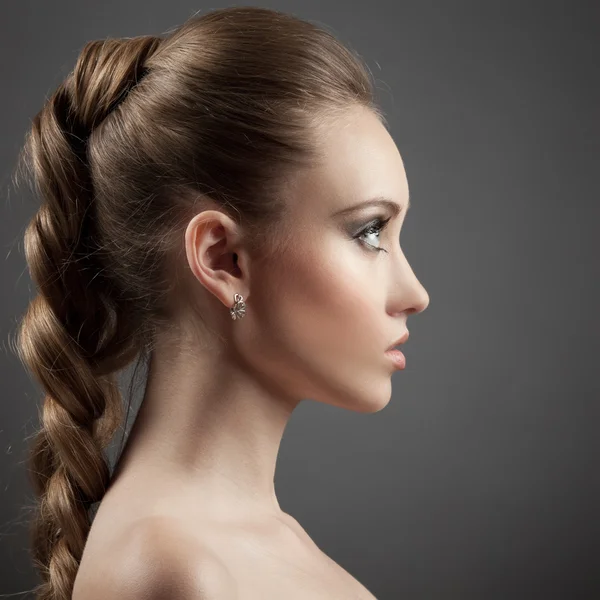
[387, 330, 409, 351]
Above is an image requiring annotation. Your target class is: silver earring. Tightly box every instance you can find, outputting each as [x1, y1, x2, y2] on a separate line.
[230, 293, 246, 320]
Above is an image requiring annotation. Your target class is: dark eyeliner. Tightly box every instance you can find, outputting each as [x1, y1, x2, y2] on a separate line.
[352, 216, 392, 253]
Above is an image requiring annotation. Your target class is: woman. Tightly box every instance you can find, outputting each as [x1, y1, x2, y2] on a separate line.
[15, 6, 429, 599]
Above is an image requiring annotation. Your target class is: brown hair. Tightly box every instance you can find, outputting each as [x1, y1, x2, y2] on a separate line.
[12, 6, 385, 599]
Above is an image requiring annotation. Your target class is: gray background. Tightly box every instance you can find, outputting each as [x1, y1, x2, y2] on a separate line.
[1, 1, 598, 598]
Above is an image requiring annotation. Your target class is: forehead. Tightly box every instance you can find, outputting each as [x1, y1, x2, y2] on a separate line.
[287, 107, 410, 217]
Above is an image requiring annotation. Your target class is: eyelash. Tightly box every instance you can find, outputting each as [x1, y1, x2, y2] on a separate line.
[354, 216, 392, 253]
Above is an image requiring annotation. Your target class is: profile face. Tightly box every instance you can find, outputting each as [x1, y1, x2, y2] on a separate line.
[243, 106, 430, 413]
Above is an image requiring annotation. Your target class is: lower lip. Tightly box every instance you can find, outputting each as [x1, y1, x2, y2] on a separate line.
[385, 349, 406, 370]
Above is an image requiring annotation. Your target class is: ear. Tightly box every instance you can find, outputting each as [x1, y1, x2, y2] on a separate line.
[184, 209, 250, 310]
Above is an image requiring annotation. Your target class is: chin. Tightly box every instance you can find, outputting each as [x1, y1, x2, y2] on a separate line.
[353, 374, 393, 413]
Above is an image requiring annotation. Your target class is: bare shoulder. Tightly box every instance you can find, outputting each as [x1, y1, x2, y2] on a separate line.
[74, 515, 238, 600]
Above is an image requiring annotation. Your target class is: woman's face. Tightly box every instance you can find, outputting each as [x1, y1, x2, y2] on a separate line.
[244, 106, 430, 413]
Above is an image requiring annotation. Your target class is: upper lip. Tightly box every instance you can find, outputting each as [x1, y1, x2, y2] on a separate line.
[387, 330, 409, 350]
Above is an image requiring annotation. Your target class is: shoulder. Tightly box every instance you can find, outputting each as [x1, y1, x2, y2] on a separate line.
[77, 515, 238, 600]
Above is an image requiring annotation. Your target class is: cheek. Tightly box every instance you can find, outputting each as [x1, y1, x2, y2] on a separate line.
[249, 239, 388, 390]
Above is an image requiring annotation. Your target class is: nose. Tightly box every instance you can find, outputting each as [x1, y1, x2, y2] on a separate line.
[412, 283, 430, 315]
[388, 252, 430, 316]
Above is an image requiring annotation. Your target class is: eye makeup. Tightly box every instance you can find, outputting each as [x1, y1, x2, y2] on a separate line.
[352, 215, 392, 253]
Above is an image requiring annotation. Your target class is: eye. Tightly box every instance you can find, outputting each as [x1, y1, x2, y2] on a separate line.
[353, 216, 392, 253]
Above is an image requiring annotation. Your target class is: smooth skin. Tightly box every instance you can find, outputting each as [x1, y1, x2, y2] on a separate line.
[73, 105, 430, 599]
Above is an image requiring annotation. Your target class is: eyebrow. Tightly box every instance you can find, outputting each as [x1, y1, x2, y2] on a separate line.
[333, 195, 411, 217]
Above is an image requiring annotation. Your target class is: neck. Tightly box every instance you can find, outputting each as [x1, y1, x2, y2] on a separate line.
[108, 334, 302, 522]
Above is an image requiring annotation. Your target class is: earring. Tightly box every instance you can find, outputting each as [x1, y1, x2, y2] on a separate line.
[230, 293, 246, 320]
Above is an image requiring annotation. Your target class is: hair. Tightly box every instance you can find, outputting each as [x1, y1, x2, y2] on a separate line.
[12, 6, 385, 599]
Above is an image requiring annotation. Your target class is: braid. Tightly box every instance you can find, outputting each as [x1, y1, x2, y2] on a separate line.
[15, 35, 161, 600]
